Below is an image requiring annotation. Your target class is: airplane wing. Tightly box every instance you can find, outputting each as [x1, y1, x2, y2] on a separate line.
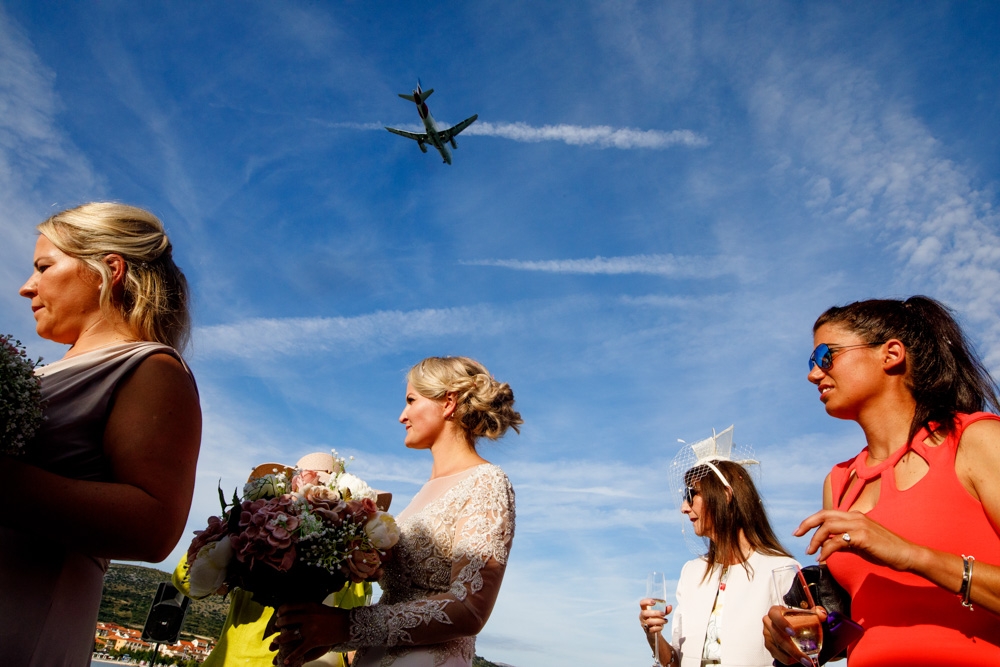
[439, 114, 478, 141]
[385, 126, 429, 142]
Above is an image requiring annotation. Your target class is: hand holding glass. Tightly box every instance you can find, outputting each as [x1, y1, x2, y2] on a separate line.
[646, 571, 668, 667]
[771, 565, 823, 667]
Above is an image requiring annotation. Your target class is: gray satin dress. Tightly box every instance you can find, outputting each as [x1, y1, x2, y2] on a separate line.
[0, 342, 191, 666]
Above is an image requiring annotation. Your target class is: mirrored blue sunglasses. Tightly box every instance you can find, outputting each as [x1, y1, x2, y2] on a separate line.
[808, 342, 884, 371]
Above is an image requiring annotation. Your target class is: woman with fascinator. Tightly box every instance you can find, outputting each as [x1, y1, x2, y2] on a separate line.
[639, 427, 798, 667]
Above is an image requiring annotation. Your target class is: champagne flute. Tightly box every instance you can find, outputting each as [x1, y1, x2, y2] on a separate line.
[646, 571, 668, 667]
[771, 565, 823, 667]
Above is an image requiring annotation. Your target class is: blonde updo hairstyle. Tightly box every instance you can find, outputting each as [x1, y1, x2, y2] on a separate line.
[407, 356, 523, 445]
[37, 202, 191, 350]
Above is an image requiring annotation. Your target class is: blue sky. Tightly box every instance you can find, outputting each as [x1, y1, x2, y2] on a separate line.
[2, 2, 1000, 665]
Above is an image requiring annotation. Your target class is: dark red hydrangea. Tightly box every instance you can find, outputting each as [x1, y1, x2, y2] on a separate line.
[230, 495, 301, 572]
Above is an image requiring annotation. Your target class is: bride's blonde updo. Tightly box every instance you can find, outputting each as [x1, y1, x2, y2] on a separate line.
[37, 202, 191, 350]
[407, 356, 523, 444]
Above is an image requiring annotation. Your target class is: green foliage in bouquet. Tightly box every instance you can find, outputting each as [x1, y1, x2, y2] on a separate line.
[0, 334, 43, 456]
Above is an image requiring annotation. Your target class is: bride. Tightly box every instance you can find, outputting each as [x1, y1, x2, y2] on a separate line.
[273, 356, 522, 667]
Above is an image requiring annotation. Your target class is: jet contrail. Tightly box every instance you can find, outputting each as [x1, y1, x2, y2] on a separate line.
[367, 119, 707, 149]
[463, 121, 708, 149]
[461, 254, 736, 278]
[326, 121, 385, 131]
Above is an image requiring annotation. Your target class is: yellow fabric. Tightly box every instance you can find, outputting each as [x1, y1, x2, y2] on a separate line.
[173, 553, 370, 667]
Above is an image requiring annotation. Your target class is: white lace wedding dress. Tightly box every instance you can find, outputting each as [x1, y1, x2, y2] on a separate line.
[346, 463, 515, 667]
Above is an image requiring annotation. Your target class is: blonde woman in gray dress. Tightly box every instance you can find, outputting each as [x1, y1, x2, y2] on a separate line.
[272, 356, 521, 667]
[0, 203, 202, 666]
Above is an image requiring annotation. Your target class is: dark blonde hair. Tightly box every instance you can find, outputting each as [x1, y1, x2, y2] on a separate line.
[38, 202, 190, 350]
[407, 356, 523, 445]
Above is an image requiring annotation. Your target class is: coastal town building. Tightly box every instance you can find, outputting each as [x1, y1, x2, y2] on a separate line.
[95, 622, 215, 662]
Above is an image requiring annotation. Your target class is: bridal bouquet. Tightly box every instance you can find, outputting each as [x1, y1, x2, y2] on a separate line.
[185, 451, 399, 608]
[1, 334, 44, 457]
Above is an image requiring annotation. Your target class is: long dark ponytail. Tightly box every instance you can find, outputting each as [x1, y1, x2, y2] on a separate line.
[814, 296, 1000, 441]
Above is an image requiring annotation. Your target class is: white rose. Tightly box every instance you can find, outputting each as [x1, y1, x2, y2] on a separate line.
[336, 472, 377, 501]
[188, 535, 233, 598]
[365, 513, 401, 549]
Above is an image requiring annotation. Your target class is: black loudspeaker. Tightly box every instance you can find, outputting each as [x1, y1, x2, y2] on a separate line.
[141, 582, 191, 644]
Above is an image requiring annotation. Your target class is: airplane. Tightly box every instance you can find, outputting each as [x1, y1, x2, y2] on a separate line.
[385, 81, 478, 165]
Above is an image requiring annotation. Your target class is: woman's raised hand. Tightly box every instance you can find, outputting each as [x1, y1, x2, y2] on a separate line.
[795, 509, 918, 571]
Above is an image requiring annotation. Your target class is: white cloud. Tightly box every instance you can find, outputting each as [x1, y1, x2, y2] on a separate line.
[0, 6, 101, 331]
[461, 254, 740, 278]
[192, 305, 504, 360]
[748, 52, 1000, 368]
[620, 293, 729, 309]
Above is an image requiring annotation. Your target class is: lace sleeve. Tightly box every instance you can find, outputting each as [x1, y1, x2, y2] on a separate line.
[345, 467, 515, 649]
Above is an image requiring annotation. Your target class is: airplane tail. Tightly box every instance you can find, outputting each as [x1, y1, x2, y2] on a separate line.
[397, 89, 432, 102]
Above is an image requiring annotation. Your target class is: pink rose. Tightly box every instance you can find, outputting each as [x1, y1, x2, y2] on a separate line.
[345, 498, 378, 525]
[344, 542, 381, 581]
[303, 485, 341, 504]
[291, 469, 321, 492]
[307, 497, 347, 526]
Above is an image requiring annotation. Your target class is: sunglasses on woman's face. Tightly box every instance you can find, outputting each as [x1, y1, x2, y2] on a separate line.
[683, 486, 700, 505]
[808, 342, 884, 372]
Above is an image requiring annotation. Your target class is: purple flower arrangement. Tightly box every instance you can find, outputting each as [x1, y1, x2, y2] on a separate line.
[185, 452, 399, 608]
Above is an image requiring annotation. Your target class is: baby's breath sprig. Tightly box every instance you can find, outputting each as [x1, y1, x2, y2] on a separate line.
[299, 520, 370, 575]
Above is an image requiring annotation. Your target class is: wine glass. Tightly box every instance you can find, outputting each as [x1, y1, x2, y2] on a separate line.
[645, 571, 668, 667]
[771, 565, 823, 667]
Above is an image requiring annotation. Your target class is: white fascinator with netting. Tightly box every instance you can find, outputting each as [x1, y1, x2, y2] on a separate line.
[668, 425, 759, 552]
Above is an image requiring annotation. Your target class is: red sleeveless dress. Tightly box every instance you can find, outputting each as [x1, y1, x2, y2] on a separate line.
[826, 412, 1000, 666]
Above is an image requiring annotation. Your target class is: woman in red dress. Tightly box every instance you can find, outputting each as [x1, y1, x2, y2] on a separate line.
[764, 296, 1000, 667]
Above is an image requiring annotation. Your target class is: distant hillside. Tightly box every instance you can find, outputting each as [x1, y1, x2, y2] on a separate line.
[100, 563, 228, 639]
